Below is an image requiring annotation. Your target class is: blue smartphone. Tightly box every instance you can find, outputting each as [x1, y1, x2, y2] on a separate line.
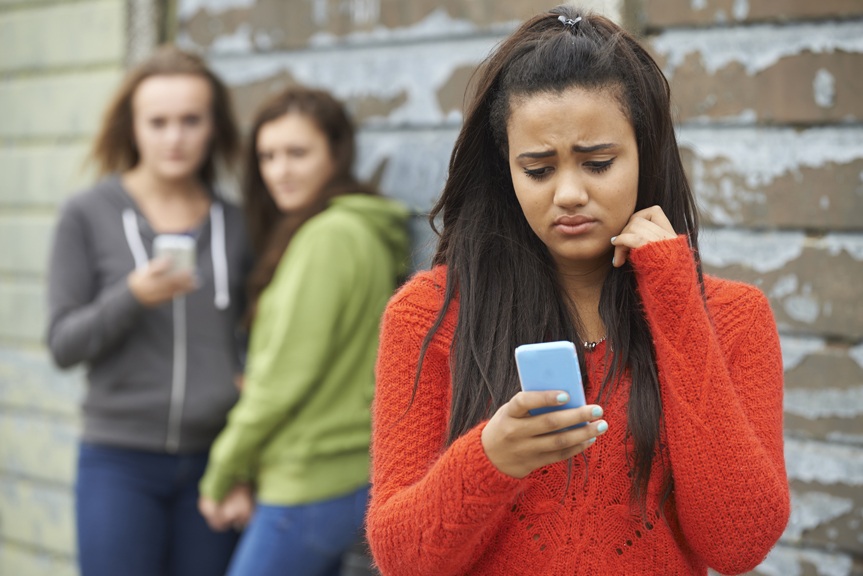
[515, 341, 586, 429]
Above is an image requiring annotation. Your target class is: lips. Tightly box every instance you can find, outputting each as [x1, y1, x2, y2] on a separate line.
[553, 214, 597, 236]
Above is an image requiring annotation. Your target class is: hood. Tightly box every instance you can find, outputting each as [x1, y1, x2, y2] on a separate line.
[330, 194, 411, 277]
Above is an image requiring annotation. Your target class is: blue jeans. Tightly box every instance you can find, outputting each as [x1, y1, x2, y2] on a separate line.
[76, 443, 239, 576]
[226, 485, 370, 576]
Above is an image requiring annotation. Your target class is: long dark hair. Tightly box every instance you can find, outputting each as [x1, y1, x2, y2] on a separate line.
[89, 45, 239, 188]
[243, 87, 374, 325]
[417, 6, 702, 513]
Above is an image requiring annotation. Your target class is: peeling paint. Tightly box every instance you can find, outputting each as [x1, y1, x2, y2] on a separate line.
[699, 228, 805, 273]
[209, 21, 253, 52]
[849, 343, 863, 371]
[732, 0, 749, 21]
[814, 68, 836, 109]
[779, 335, 825, 371]
[823, 234, 863, 261]
[178, 0, 255, 20]
[771, 274, 798, 299]
[826, 432, 863, 446]
[678, 126, 863, 191]
[690, 0, 707, 10]
[209, 36, 500, 125]
[308, 7, 496, 47]
[652, 20, 863, 77]
[784, 294, 820, 324]
[755, 545, 852, 576]
[784, 490, 855, 541]
[355, 128, 460, 209]
[785, 438, 863, 485]
[785, 387, 863, 419]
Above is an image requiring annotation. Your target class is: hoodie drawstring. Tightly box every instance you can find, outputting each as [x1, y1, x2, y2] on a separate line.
[121, 205, 230, 310]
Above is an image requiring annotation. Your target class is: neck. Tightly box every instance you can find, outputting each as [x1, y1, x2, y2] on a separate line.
[554, 254, 612, 344]
[123, 166, 205, 201]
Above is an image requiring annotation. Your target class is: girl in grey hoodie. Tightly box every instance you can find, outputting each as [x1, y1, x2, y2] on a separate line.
[47, 46, 252, 576]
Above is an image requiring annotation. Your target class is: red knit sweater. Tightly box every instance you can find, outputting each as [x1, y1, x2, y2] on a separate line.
[368, 235, 789, 576]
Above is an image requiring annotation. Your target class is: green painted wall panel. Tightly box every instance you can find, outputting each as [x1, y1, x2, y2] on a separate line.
[0, 144, 92, 207]
[0, 411, 78, 484]
[0, 0, 124, 72]
[0, 348, 83, 415]
[0, 69, 123, 138]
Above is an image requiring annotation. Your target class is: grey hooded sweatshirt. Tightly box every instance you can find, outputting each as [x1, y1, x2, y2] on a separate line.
[47, 176, 253, 454]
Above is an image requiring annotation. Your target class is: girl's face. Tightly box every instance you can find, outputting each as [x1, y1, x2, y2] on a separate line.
[131, 74, 214, 181]
[257, 113, 336, 214]
[507, 86, 639, 273]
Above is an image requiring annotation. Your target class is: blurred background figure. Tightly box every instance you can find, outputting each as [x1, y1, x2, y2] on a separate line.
[2, 1, 863, 575]
[45, 46, 251, 576]
[196, 87, 409, 576]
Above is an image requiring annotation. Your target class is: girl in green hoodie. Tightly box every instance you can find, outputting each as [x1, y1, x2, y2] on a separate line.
[198, 87, 409, 576]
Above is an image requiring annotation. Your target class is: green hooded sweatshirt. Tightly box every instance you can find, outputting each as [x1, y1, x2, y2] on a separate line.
[200, 194, 409, 504]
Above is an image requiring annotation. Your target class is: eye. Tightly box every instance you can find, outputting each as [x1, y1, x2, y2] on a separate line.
[182, 114, 202, 126]
[584, 158, 616, 174]
[149, 118, 167, 128]
[523, 166, 553, 181]
[288, 147, 308, 158]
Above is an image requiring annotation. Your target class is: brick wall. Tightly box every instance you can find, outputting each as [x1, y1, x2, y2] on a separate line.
[0, 0, 126, 574]
[179, 2, 863, 574]
[2, 1, 860, 574]
[641, 2, 863, 573]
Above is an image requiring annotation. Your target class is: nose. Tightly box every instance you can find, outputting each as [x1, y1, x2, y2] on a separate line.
[553, 169, 589, 209]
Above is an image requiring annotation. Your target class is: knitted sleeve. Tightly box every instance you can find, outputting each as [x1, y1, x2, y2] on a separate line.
[367, 272, 525, 576]
[630, 235, 790, 575]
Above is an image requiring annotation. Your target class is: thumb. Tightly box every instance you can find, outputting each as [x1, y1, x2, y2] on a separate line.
[148, 256, 173, 275]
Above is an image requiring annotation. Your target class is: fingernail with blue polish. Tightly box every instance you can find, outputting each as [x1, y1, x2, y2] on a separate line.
[597, 421, 608, 433]
[588, 437, 597, 444]
[611, 236, 617, 243]
[591, 406, 603, 418]
[557, 393, 568, 404]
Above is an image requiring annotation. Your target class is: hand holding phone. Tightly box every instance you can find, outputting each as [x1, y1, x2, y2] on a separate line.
[515, 341, 586, 429]
[153, 234, 196, 273]
[479, 341, 607, 479]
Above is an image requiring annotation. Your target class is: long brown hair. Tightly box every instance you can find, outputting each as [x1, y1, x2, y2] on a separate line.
[416, 6, 702, 515]
[89, 45, 239, 188]
[243, 87, 374, 326]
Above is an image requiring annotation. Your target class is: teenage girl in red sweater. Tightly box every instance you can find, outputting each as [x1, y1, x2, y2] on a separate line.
[367, 6, 790, 576]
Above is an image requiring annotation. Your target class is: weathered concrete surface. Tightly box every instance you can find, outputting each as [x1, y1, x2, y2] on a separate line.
[0, 282, 45, 343]
[645, 0, 863, 28]
[178, 0, 550, 53]
[659, 51, 863, 125]
[700, 229, 863, 339]
[676, 125, 863, 231]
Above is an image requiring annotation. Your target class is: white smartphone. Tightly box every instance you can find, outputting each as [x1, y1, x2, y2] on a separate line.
[153, 234, 196, 273]
[515, 341, 587, 429]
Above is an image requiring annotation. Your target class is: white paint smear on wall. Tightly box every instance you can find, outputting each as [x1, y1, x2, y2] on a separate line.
[209, 36, 500, 126]
[784, 438, 863, 485]
[678, 126, 863, 190]
[679, 126, 863, 225]
[785, 386, 863, 419]
[779, 335, 825, 372]
[783, 490, 854, 541]
[699, 228, 863, 272]
[755, 545, 852, 576]
[651, 20, 863, 77]
[699, 228, 805, 272]
[178, 0, 256, 20]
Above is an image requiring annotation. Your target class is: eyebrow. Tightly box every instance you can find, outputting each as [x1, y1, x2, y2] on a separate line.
[516, 142, 617, 160]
